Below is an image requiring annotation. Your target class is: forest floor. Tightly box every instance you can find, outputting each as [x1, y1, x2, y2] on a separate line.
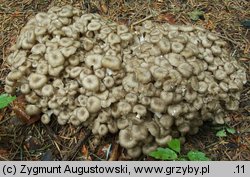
[0, 0, 249, 161]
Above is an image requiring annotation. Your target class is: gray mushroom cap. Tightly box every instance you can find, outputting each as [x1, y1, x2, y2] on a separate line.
[46, 50, 65, 67]
[28, 73, 47, 89]
[119, 129, 137, 149]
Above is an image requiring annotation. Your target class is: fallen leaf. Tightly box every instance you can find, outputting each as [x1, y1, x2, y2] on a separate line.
[11, 95, 40, 125]
[81, 145, 92, 160]
[0, 108, 6, 121]
[82, 145, 88, 157]
[157, 13, 176, 24]
[204, 20, 215, 30]
[97, 144, 111, 159]
[109, 144, 120, 161]
[12, 106, 29, 123]
[26, 115, 41, 125]
[0, 149, 9, 158]
[24, 136, 41, 151]
[99, 1, 108, 14]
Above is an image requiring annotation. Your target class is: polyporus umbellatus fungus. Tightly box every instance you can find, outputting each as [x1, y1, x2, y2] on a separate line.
[5, 5, 246, 158]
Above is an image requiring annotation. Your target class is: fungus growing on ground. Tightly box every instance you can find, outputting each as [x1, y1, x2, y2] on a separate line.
[5, 5, 246, 158]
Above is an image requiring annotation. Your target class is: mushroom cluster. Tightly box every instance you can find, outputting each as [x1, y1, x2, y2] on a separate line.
[5, 5, 246, 158]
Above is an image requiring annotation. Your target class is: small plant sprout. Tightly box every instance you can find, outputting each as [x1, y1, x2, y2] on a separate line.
[149, 139, 210, 161]
[216, 125, 236, 137]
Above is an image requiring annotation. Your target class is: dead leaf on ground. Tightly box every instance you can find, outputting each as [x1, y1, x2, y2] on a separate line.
[99, 1, 108, 14]
[0, 108, 7, 121]
[108, 143, 120, 161]
[11, 95, 41, 124]
[81, 145, 92, 160]
[0, 149, 9, 157]
[157, 13, 176, 24]
[24, 136, 42, 151]
[97, 143, 111, 160]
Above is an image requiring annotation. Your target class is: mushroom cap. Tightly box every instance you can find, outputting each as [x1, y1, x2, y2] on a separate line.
[103, 76, 115, 88]
[151, 66, 168, 81]
[117, 24, 129, 35]
[127, 146, 142, 158]
[69, 66, 82, 78]
[102, 55, 121, 70]
[60, 46, 77, 57]
[97, 111, 110, 123]
[131, 124, 148, 141]
[120, 33, 133, 41]
[136, 68, 151, 83]
[7, 51, 27, 68]
[28, 73, 47, 89]
[82, 75, 100, 92]
[31, 43, 46, 55]
[70, 115, 81, 126]
[214, 69, 227, 80]
[119, 129, 137, 149]
[142, 142, 158, 155]
[177, 62, 193, 78]
[157, 38, 171, 53]
[107, 33, 121, 44]
[87, 21, 101, 31]
[20, 84, 31, 94]
[59, 37, 74, 47]
[41, 114, 50, 124]
[25, 104, 41, 116]
[125, 93, 138, 104]
[86, 96, 101, 113]
[41, 84, 54, 97]
[167, 104, 182, 117]
[117, 118, 129, 129]
[150, 97, 166, 113]
[7, 70, 23, 81]
[155, 135, 172, 146]
[133, 104, 147, 117]
[46, 50, 65, 67]
[146, 122, 160, 137]
[36, 61, 48, 75]
[159, 115, 174, 128]
[117, 101, 132, 115]
[178, 123, 190, 133]
[58, 6, 73, 17]
[76, 107, 89, 122]
[160, 91, 174, 105]
[98, 124, 109, 136]
[103, 117, 116, 132]
[85, 54, 102, 69]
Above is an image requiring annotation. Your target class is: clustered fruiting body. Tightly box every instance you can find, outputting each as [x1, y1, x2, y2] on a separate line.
[5, 5, 246, 158]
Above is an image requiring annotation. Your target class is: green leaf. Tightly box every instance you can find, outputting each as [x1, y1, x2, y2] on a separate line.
[187, 151, 210, 161]
[167, 139, 181, 153]
[177, 157, 187, 161]
[226, 127, 236, 134]
[149, 147, 177, 160]
[188, 9, 204, 21]
[0, 94, 16, 109]
[216, 129, 227, 137]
